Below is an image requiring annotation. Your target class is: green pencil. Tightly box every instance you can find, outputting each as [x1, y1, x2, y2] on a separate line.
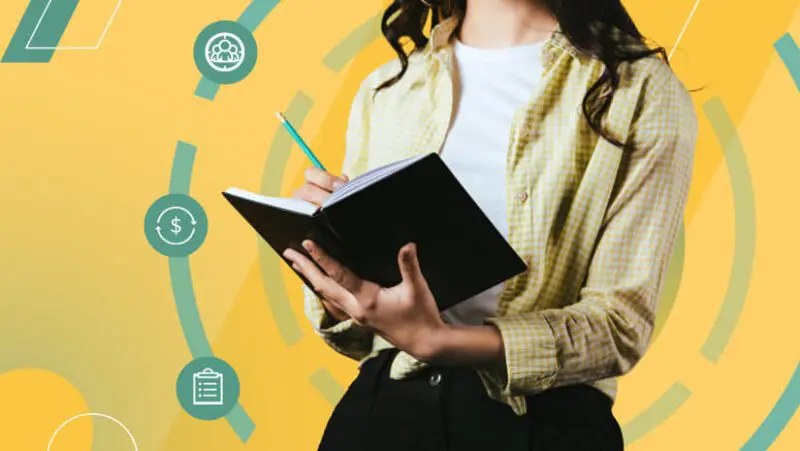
[275, 112, 327, 171]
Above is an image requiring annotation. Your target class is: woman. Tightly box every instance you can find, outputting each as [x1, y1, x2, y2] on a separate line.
[283, 0, 697, 449]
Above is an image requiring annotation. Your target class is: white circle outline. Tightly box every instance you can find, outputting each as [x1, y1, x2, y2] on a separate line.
[204, 32, 246, 73]
[155, 205, 199, 246]
[47, 412, 137, 451]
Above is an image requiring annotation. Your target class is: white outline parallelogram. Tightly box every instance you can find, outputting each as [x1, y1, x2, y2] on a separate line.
[669, 0, 702, 61]
[25, 0, 123, 51]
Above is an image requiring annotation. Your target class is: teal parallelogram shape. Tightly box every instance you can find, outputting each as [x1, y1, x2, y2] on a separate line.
[2, 0, 79, 63]
[775, 33, 800, 92]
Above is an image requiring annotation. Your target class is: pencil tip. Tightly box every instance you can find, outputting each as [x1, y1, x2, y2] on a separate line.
[275, 112, 286, 123]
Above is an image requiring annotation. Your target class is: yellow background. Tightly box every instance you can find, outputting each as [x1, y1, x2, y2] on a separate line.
[1, 0, 799, 449]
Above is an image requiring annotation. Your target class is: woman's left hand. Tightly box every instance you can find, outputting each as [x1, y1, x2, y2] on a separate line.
[283, 240, 448, 361]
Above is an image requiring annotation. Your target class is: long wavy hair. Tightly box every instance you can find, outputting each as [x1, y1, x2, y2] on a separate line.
[377, 0, 668, 149]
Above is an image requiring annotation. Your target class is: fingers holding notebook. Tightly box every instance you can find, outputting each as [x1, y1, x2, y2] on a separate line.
[292, 168, 349, 207]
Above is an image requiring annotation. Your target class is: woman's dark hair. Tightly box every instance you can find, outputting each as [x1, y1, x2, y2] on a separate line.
[377, 0, 668, 149]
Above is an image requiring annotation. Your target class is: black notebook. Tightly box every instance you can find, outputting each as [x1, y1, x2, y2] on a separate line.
[223, 152, 527, 311]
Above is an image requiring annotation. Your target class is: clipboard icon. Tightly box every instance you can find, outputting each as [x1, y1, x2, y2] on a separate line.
[193, 367, 224, 406]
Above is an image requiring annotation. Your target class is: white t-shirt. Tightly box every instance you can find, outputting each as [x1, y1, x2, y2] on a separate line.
[440, 38, 546, 326]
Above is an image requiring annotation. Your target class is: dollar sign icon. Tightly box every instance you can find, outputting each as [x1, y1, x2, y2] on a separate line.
[171, 216, 182, 235]
[145, 194, 208, 257]
[151, 205, 199, 248]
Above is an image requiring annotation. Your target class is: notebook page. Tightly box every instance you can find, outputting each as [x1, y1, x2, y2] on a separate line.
[224, 187, 318, 216]
[323, 153, 429, 208]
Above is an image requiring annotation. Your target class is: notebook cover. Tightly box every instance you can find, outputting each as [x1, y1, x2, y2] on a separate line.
[320, 153, 527, 311]
[223, 153, 527, 311]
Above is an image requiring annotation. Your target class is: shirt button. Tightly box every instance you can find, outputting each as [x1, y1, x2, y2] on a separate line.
[428, 371, 442, 387]
[516, 190, 529, 204]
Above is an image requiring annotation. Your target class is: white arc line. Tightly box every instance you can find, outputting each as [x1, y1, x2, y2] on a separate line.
[668, 0, 702, 61]
[156, 206, 197, 225]
[47, 412, 137, 450]
[25, 0, 123, 51]
[157, 226, 197, 246]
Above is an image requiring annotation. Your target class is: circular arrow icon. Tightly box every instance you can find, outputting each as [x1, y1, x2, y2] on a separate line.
[145, 194, 208, 257]
[155, 206, 198, 246]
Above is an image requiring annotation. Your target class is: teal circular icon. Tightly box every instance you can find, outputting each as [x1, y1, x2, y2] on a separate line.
[194, 21, 258, 85]
[176, 356, 241, 421]
[144, 194, 208, 257]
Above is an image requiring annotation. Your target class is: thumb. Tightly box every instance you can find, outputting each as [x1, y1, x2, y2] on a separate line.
[398, 243, 425, 287]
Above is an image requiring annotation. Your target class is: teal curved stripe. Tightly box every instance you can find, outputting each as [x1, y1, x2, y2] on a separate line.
[741, 363, 800, 450]
[223, 404, 257, 443]
[621, 383, 692, 446]
[258, 18, 387, 399]
[237, 0, 280, 33]
[700, 98, 757, 363]
[775, 33, 800, 92]
[194, 79, 220, 100]
[169, 141, 198, 194]
[258, 92, 314, 346]
[167, 141, 255, 441]
[309, 368, 346, 406]
[323, 14, 383, 72]
[652, 223, 685, 343]
[169, 258, 213, 357]
[194, 0, 280, 100]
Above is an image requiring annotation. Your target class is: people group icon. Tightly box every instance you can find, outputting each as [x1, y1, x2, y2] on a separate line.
[194, 20, 258, 85]
[205, 32, 245, 72]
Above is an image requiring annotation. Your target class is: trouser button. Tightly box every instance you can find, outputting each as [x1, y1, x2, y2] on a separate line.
[428, 371, 442, 387]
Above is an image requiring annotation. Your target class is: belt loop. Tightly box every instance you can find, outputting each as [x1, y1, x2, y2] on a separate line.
[367, 348, 401, 413]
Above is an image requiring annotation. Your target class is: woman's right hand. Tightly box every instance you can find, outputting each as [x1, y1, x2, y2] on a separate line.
[292, 167, 349, 207]
[292, 167, 351, 322]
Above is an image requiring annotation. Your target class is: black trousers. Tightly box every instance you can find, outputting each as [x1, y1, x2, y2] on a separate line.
[318, 348, 624, 451]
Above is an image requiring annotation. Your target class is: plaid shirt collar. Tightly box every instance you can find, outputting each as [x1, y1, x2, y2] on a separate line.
[423, 15, 578, 71]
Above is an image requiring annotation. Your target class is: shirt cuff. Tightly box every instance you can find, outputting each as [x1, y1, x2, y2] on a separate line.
[482, 312, 559, 397]
[303, 286, 373, 359]
[304, 285, 347, 334]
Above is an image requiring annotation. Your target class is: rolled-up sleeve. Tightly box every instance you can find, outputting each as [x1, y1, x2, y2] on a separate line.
[303, 286, 374, 361]
[302, 73, 377, 361]
[483, 66, 698, 396]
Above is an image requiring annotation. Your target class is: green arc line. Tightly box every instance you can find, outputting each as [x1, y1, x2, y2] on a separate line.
[195, 0, 280, 100]
[254, 15, 388, 405]
[256, 92, 348, 405]
[741, 363, 800, 450]
[739, 36, 800, 448]
[652, 224, 685, 343]
[700, 97, 757, 363]
[596, 97, 757, 445]
[322, 13, 382, 72]
[258, 92, 313, 346]
[169, 258, 212, 358]
[310, 369, 346, 406]
[621, 383, 692, 446]
[168, 141, 256, 442]
[260, 13, 386, 345]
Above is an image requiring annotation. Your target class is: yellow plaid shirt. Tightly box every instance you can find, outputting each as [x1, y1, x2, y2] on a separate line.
[304, 17, 698, 416]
